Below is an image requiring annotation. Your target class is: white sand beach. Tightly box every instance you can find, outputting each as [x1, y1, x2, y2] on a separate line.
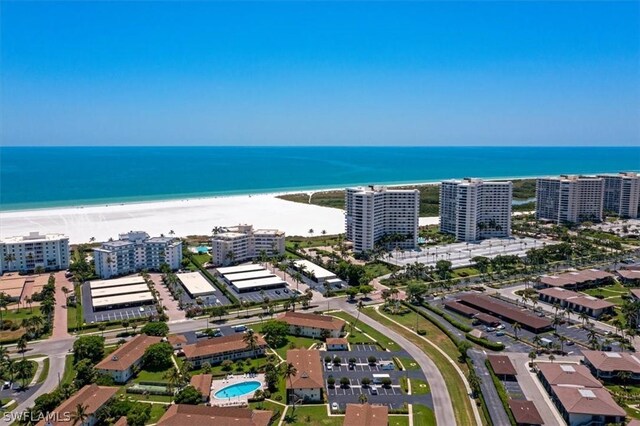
[0, 194, 349, 243]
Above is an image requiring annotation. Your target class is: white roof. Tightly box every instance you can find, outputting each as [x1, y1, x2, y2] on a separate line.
[177, 272, 216, 296]
[232, 276, 285, 290]
[91, 284, 150, 298]
[228, 270, 276, 282]
[92, 292, 154, 307]
[325, 278, 344, 284]
[216, 264, 266, 275]
[1, 232, 68, 244]
[294, 260, 337, 279]
[90, 276, 146, 289]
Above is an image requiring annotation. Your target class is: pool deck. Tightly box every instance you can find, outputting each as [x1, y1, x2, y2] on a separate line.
[210, 373, 266, 407]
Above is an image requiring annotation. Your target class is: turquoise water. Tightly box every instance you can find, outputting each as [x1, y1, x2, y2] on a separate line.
[1, 146, 638, 211]
[196, 246, 209, 254]
[214, 380, 261, 399]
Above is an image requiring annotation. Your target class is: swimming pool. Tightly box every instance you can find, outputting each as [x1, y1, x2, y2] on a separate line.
[214, 381, 261, 399]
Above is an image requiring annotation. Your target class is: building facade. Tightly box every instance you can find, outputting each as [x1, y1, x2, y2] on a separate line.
[345, 186, 419, 253]
[279, 311, 345, 338]
[211, 225, 285, 266]
[598, 172, 640, 218]
[0, 232, 69, 275]
[181, 333, 268, 367]
[536, 176, 604, 224]
[95, 335, 163, 383]
[439, 179, 512, 242]
[286, 349, 323, 404]
[93, 231, 182, 279]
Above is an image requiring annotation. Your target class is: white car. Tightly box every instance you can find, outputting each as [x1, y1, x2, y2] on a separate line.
[496, 325, 505, 330]
[331, 402, 339, 411]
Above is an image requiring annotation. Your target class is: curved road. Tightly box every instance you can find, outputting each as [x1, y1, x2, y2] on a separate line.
[333, 299, 456, 426]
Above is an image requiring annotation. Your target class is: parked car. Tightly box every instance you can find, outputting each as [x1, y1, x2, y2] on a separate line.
[537, 312, 545, 317]
[496, 331, 505, 336]
[283, 288, 290, 293]
[496, 325, 505, 330]
[275, 290, 281, 295]
[565, 341, 575, 346]
[485, 327, 496, 332]
[331, 403, 339, 411]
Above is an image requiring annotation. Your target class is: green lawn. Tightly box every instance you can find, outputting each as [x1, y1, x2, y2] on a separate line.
[0, 307, 43, 322]
[148, 403, 169, 424]
[249, 400, 283, 414]
[412, 405, 436, 426]
[134, 369, 170, 383]
[60, 355, 75, 386]
[625, 404, 640, 420]
[410, 378, 430, 395]
[192, 253, 211, 265]
[363, 262, 399, 278]
[396, 357, 420, 370]
[36, 358, 50, 384]
[389, 415, 410, 426]
[253, 323, 321, 359]
[284, 405, 342, 426]
[365, 309, 474, 426]
[330, 311, 399, 350]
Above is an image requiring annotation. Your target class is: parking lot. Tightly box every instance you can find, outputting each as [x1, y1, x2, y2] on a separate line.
[321, 346, 433, 410]
[205, 267, 293, 304]
[81, 281, 158, 324]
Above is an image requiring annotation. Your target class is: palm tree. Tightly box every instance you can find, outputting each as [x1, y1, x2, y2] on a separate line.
[17, 334, 28, 357]
[15, 359, 32, 389]
[163, 367, 182, 395]
[528, 350, 537, 367]
[98, 323, 106, 337]
[0, 293, 8, 328]
[243, 329, 259, 357]
[282, 362, 298, 408]
[70, 403, 89, 426]
[513, 322, 522, 340]
[352, 300, 365, 333]
[618, 370, 632, 392]
[558, 335, 567, 354]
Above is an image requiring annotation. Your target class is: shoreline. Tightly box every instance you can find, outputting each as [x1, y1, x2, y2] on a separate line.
[0, 172, 557, 214]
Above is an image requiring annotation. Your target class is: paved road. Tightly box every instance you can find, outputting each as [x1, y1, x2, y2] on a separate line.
[332, 299, 457, 426]
[469, 349, 510, 426]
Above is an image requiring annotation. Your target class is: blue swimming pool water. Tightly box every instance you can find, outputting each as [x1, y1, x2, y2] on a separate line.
[196, 246, 209, 254]
[214, 381, 261, 399]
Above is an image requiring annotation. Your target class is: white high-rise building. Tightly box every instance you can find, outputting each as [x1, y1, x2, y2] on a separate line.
[598, 172, 640, 219]
[439, 179, 512, 242]
[211, 225, 285, 266]
[94, 231, 182, 279]
[345, 186, 419, 253]
[536, 176, 604, 224]
[0, 232, 70, 274]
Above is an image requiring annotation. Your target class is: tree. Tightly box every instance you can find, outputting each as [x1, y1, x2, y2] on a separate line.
[282, 363, 298, 409]
[126, 403, 151, 426]
[243, 329, 259, 356]
[528, 350, 537, 367]
[210, 305, 228, 322]
[381, 377, 392, 388]
[141, 322, 169, 337]
[201, 362, 212, 374]
[73, 336, 105, 364]
[261, 320, 289, 348]
[405, 282, 428, 304]
[513, 322, 522, 340]
[122, 320, 130, 334]
[346, 286, 360, 301]
[174, 385, 202, 404]
[361, 377, 371, 387]
[327, 376, 336, 388]
[142, 342, 173, 371]
[74, 359, 97, 388]
[367, 356, 377, 365]
[340, 377, 350, 388]
[163, 366, 182, 394]
[359, 285, 374, 298]
[17, 334, 28, 357]
[435, 260, 452, 280]
[15, 359, 34, 389]
[70, 403, 89, 426]
[618, 370, 632, 392]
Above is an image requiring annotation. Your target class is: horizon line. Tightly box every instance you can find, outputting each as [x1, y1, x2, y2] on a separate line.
[1, 144, 638, 149]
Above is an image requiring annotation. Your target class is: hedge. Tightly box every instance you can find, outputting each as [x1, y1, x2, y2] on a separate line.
[421, 302, 472, 332]
[485, 359, 517, 426]
[403, 302, 462, 345]
[466, 333, 505, 351]
[467, 359, 491, 425]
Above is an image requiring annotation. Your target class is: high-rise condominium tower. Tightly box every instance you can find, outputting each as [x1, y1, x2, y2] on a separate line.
[597, 172, 640, 219]
[536, 176, 604, 224]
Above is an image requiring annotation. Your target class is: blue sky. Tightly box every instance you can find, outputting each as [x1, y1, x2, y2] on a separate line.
[2, 1, 639, 146]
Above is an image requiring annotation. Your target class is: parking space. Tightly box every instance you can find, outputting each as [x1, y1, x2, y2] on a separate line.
[502, 380, 525, 399]
[81, 281, 158, 324]
[326, 378, 403, 396]
[323, 357, 393, 373]
[352, 344, 378, 352]
[205, 268, 293, 303]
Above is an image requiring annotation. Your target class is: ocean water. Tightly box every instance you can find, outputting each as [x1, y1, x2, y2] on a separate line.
[1, 146, 638, 211]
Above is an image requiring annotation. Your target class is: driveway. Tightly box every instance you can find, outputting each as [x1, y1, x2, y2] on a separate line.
[469, 349, 511, 426]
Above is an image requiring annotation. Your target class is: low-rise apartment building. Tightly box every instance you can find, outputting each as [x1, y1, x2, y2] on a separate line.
[278, 311, 345, 338]
[0, 232, 69, 274]
[343, 403, 389, 426]
[157, 405, 273, 426]
[537, 269, 614, 290]
[286, 349, 323, 404]
[582, 350, 640, 382]
[36, 384, 118, 426]
[440, 178, 512, 242]
[94, 231, 182, 279]
[211, 225, 285, 266]
[95, 334, 163, 383]
[537, 287, 615, 318]
[181, 333, 267, 368]
[190, 374, 213, 402]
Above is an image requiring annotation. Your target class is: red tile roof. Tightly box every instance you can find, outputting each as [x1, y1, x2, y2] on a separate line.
[540, 269, 613, 288]
[487, 355, 517, 376]
[552, 385, 625, 417]
[344, 404, 388, 426]
[279, 311, 345, 331]
[326, 338, 348, 345]
[157, 405, 272, 426]
[457, 294, 551, 330]
[190, 374, 213, 398]
[538, 363, 602, 388]
[508, 400, 543, 425]
[537, 287, 614, 310]
[443, 300, 479, 317]
[618, 270, 640, 280]
[95, 334, 162, 371]
[582, 350, 640, 374]
[182, 333, 267, 359]
[286, 349, 324, 389]
[36, 384, 118, 426]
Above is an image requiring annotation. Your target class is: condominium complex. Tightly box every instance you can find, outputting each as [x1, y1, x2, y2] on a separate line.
[439, 178, 512, 242]
[345, 186, 419, 253]
[536, 175, 604, 224]
[210, 225, 285, 266]
[0, 232, 70, 274]
[598, 172, 640, 218]
[94, 231, 182, 279]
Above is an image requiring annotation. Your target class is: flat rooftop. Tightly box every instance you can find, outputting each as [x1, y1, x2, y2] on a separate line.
[232, 276, 286, 290]
[294, 260, 337, 279]
[90, 276, 146, 289]
[92, 292, 154, 308]
[227, 270, 275, 282]
[216, 264, 265, 275]
[177, 272, 216, 296]
[91, 283, 150, 298]
[2, 231, 68, 244]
